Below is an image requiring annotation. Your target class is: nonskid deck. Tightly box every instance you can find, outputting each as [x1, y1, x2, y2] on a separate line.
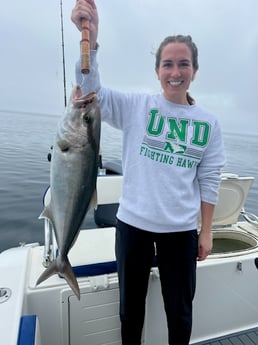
[192, 326, 258, 345]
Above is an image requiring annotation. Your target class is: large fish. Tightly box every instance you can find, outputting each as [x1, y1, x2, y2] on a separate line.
[36, 85, 101, 299]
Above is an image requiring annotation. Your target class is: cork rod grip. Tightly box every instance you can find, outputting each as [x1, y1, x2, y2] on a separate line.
[80, 18, 90, 74]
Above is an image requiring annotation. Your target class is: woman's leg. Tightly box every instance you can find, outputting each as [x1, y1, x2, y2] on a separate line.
[115, 219, 155, 345]
[156, 230, 198, 345]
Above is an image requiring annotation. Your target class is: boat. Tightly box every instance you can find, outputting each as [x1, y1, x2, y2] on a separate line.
[1, 165, 258, 345]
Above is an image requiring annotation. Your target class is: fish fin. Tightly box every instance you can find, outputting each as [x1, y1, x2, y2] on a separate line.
[59, 258, 80, 300]
[38, 207, 59, 248]
[38, 207, 57, 233]
[38, 206, 52, 221]
[36, 260, 58, 285]
[36, 256, 80, 300]
[89, 189, 98, 209]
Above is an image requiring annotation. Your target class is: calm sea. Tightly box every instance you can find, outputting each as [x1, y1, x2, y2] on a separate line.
[0, 110, 257, 252]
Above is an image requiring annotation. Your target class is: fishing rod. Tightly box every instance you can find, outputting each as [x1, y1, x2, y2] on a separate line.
[60, 0, 67, 107]
[59, 0, 90, 107]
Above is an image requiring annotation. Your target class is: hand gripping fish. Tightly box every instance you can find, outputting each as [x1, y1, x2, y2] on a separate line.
[36, 85, 101, 300]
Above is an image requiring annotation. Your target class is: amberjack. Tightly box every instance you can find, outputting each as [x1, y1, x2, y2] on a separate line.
[36, 85, 101, 299]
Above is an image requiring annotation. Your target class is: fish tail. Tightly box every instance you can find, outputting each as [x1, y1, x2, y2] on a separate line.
[36, 256, 80, 300]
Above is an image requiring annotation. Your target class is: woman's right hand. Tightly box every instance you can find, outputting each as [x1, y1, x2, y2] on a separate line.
[71, 0, 99, 49]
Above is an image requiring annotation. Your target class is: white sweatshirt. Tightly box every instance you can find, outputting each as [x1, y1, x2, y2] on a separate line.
[76, 51, 226, 233]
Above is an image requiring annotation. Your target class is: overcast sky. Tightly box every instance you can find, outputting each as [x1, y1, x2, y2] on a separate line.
[1, 0, 257, 134]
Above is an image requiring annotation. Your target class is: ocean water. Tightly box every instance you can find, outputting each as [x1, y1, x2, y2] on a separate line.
[0, 110, 257, 252]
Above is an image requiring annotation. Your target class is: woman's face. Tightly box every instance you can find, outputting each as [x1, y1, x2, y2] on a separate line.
[156, 42, 197, 105]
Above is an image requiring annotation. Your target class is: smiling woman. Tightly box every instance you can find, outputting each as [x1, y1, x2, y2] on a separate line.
[155, 35, 198, 105]
[71, 1, 226, 344]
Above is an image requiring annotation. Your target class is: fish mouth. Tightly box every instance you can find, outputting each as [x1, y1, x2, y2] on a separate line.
[72, 85, 97, 108]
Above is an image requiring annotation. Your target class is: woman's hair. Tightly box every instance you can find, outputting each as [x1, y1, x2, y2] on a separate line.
[155, 35, 199, 105]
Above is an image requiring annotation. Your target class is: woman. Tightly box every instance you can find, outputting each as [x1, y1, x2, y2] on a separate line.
[71, 1, 225, 344]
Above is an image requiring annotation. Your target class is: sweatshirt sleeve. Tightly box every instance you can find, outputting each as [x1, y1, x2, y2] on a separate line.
[197, 120, 226, 205]
[75, 50, 101, 94]
[75, 49, 133, 130]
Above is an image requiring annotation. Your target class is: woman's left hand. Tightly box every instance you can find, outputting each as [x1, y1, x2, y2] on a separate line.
[197, 229, 213, 261]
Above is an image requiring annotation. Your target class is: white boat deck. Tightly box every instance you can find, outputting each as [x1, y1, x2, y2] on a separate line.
[2, 174, 258, 345]
[192, 327, 258, 344]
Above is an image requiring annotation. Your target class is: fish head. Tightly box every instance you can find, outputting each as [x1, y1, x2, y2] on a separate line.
[62, 85, 101, 150]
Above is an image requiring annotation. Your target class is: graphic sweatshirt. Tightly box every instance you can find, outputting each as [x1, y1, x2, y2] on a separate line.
[76, 50, 226, 233]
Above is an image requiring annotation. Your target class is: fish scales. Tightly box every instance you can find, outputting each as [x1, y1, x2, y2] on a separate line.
[36, 85, 101, 299]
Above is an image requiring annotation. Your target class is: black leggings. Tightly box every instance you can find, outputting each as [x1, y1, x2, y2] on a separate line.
[115, 219, 198, 345]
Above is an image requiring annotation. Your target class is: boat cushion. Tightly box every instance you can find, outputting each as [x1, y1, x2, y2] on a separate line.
[73, 260, 117, 277]
[71, 256, 158, 277]
[67, 228, 158, 278]
[17, 315, 37, 345]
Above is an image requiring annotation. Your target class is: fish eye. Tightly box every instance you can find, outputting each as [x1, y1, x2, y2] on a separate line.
[83, 113, 91, 124]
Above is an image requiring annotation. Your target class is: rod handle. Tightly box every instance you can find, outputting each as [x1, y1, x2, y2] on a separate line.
[80, 18, 90, 74]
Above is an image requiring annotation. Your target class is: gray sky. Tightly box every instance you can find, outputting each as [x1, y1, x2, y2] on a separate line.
[1, 0, 258, 134]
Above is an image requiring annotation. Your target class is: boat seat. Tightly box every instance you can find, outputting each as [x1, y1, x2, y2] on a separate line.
[68, 228, 118, 278]
[94, 174, 123, 226]
[73, 260, 117, 277]
[68, 228, 158, 278]
[72, 256, 158, 278]
[17, 315, 41, 345]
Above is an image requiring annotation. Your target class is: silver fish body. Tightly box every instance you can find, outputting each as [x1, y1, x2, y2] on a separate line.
[36, 85, 101, 299]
